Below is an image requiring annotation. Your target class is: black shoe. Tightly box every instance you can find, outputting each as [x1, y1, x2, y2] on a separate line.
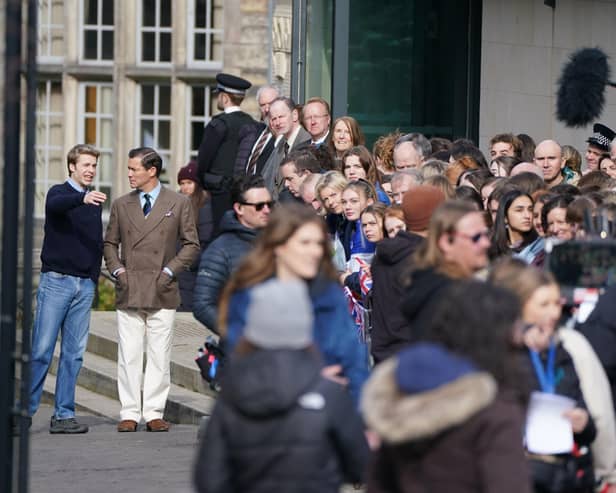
[49, 416, 88, 434]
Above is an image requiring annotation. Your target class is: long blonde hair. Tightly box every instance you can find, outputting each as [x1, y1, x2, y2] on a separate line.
[217, 203, 337, 334]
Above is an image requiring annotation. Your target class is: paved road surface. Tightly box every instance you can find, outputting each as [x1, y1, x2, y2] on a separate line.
[27, 405, 199, 493]
[25, 405, 363, 493]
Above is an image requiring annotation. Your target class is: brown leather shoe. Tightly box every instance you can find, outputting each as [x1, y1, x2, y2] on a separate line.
[117, 419, 138, 432]
[146, 418, 170, 432]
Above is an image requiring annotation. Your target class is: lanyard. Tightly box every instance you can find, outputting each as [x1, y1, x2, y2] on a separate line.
[529, 342, 556, 394]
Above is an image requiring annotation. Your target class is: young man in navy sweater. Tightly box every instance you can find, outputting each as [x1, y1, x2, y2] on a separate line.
[29, 144, 107, 433]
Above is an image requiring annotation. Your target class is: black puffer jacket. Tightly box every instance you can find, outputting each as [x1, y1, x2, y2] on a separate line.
[370, 231, 424, 363]
[192, 210, 258, 333]
[193, 349, 369, 493]
[400, 267, 455, 343]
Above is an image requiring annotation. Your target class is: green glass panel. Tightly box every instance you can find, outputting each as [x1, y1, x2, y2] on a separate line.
[346, 0, 472, 146]
[305, 0, 333, 102]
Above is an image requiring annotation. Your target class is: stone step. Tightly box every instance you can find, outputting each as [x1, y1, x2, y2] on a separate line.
[87, 311, 215, 395]
[18, 309, 219, 425]
[39, 372, 119, 421]
[46, 342, 216, 425]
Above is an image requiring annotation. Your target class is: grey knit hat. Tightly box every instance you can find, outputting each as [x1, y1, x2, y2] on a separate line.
[243, 278, 313, 349]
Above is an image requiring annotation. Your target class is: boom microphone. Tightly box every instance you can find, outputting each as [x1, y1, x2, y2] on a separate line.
[556, 47, 616, 128]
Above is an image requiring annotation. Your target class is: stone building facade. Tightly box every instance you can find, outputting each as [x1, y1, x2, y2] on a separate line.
[478, 0, 616, 156]
[4, 0, 615, 226]
[30, 0, 277, 218]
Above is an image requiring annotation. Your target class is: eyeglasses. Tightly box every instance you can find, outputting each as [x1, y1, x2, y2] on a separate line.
[454, 230, 490, 244]
[240, 200, 274, 211]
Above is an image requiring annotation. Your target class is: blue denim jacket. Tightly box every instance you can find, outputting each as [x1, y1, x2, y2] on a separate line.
[224, 276, 370, 406]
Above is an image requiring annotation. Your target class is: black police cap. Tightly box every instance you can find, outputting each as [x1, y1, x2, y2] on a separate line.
[214, 73, 251, 96]
[587, 123, 616, 151]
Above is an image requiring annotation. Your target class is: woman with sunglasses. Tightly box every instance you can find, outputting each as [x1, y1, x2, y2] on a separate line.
[489, 189, 545, 266]
[217, 202, 370, 406]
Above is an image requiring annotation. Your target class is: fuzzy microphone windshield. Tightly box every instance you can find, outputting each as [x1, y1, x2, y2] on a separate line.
[556, 47, 616, 128]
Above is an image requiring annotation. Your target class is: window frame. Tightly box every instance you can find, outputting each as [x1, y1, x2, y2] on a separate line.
[38, 0, 65, 63]
[79, 0, 115, 64]
[186, 0, 223, 69]
[35, 80, 65, 219]
[136, 0, 173, 66]
[186, 84, 214, 159]
[136, 82, 172, 181]
[77, 82, 114, 216]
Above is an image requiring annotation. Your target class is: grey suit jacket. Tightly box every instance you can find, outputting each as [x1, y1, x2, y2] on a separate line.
[261, 126, 311, 199]
[103, 186, 200, 310]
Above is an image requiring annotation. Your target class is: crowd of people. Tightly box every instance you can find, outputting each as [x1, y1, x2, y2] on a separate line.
[188, 74, 616, 493]
[26, 70, 616, 493]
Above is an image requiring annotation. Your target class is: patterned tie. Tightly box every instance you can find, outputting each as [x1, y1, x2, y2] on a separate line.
[246, 130, 270, 175]
[143, 193, 152, 216]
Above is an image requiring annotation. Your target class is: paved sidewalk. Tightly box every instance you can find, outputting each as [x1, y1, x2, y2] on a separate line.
[27, 405, 200, 493]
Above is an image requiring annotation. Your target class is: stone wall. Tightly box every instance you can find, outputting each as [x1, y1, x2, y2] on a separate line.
[479, 0, 616, 160]
[226, 0, 272, 116]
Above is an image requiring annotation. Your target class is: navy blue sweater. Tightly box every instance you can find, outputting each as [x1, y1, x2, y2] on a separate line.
[40, 182, 103, 282]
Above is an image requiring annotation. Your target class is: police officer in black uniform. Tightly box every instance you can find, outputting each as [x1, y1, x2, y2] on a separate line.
[198, 73, 260, 234]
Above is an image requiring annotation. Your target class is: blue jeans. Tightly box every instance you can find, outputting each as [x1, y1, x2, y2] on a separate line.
[29, 271, 95, 419]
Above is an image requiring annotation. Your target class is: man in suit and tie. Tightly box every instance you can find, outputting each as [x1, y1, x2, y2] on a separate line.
[104, 147, 200, 433]
[245, 85, 281, 176]
[261, 97, 311, 199]
[302, 97, 331, 146]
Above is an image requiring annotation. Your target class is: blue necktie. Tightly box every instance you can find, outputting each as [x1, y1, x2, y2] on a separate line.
[143, 193, 152, 216]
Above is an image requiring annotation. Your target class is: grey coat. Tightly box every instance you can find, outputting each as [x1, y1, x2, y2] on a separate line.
[260, 126, 311, 199]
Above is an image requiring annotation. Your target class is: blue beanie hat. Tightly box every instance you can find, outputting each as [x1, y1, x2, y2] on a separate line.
[395, 342, 477, 394]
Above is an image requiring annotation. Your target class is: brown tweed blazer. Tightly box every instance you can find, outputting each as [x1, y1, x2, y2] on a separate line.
[103, 186, 200, 310]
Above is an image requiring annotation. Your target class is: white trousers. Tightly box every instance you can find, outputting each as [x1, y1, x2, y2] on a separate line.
[116, 308, 175, 422]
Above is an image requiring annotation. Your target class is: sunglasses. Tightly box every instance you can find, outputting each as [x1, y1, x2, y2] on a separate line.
[240, 200, 274, 211]
[454, 230, 490, 244]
